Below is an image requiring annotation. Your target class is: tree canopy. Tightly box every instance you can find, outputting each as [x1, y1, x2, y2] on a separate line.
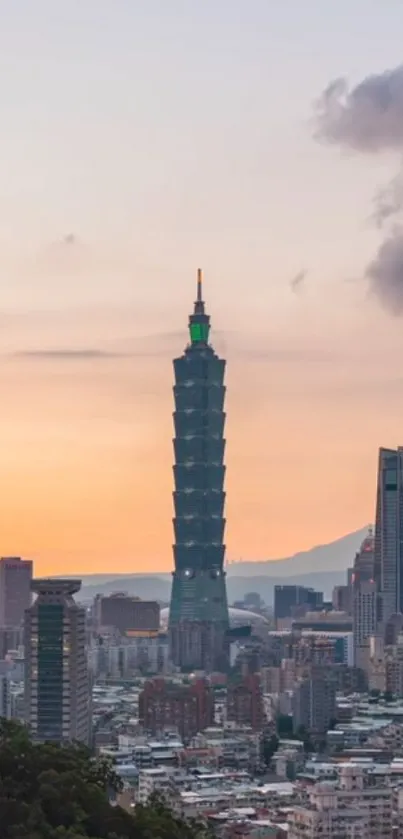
[0, 719, 208, 839]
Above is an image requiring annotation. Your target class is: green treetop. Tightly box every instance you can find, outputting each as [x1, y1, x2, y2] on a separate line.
[0, 719, 211, 839]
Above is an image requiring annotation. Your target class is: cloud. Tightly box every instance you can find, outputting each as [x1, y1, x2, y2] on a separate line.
[61, 233, 78, 246]
[365, 228, 403, 315]
[4, 328, 349, 368]
[315, 65, 403, 152]
[12, 349, 126, 361]
[290, 269, 306, 293]
[32, 234, 90, 283]
[9, 334, 186, 361]
[372, 170, 403, 227]
[315, 65, 403, 315]
[45, 233, 84, 260]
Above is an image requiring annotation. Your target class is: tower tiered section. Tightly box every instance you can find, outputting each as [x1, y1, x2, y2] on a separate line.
[168, 270, 229, 671]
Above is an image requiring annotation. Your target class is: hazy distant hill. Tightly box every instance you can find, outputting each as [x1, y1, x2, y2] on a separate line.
[77, 527, 368, 604]
[78, 570, 346, 605]
[227, 526, 369, 577]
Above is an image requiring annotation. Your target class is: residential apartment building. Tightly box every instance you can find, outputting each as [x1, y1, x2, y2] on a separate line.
[289, 765, 392, 839]
[226, 674, 264, 731]
[137, 767, 177, 804]
[139, 677, 214, 742]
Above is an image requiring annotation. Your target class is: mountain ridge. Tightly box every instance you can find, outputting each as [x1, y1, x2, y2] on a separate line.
[75, 526, 369, 603]
[227, 525, 369, 576]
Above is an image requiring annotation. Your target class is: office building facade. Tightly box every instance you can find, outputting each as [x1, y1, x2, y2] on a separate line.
[0, 556, 32, 628]
[374, 447, 403, 623]
[94, 593, 160, 636]
[24, 579, 90, 744]
[168, 271, 229, 671]
[274, 585, 323, 626]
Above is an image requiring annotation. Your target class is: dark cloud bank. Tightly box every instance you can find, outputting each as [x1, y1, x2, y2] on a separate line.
[315, 64, 403, 315]
[316, 65, 403, 152]
[365, 229, 403, 316]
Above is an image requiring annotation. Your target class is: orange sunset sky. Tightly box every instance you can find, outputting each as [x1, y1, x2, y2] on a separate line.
[1, 2, 403, 575]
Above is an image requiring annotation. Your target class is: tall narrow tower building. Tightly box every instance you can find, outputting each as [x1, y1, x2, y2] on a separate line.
[24, 579, 91, 744]
[374, 447, 403, 624]
[168, 271, 229, 672]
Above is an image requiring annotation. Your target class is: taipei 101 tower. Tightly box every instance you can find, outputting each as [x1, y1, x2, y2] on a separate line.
[168, 270, 230, 672]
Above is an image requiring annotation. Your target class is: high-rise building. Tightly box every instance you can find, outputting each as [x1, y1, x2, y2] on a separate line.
[226, 674, 264, 730]
[384, 612, 403, 646]
[168, 271, 229, 672]
[93, 593, 160, 637]
[374, 447, 403, 624]
[352, 531, 378, 669]
[0, 557, 32, 628]
[24, 579, 90, 744]
[292, 670, 336, 734]
[353, 579, 377, 670]
[332, 584, 351, 614]
[139, 677, 214, 741]
[274, 585, 323, 627]
[385, 639, 403, 697]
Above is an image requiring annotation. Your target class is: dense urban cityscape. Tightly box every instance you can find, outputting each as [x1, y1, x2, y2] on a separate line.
[2, 276, 403, 837]
[2, 3, 403, 836]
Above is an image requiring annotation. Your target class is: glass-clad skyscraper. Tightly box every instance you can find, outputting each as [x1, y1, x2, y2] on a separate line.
[168, 271, 229, 672]
[374, 447, 403, 625]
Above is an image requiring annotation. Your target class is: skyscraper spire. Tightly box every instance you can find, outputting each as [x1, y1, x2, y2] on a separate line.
[197, 268, 202, 301]
[194, 268, 205, 315]
[189, 268, 209, 344]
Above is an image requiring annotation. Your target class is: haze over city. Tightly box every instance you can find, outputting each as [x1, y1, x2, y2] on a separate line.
[1, 1, 403, 574]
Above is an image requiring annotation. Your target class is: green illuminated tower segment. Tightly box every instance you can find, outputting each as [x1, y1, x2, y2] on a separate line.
[169, 270, 230, 672]
[189, 269, 210, 345]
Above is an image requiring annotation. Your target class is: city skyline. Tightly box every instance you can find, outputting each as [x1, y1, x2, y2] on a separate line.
[2, 2, 403, 573]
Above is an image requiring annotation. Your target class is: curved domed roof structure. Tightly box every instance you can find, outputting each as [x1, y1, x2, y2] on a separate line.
[160, 606, 269, 632]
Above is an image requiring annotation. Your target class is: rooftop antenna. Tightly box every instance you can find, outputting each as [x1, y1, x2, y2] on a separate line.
[197, 268, 203, 303]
